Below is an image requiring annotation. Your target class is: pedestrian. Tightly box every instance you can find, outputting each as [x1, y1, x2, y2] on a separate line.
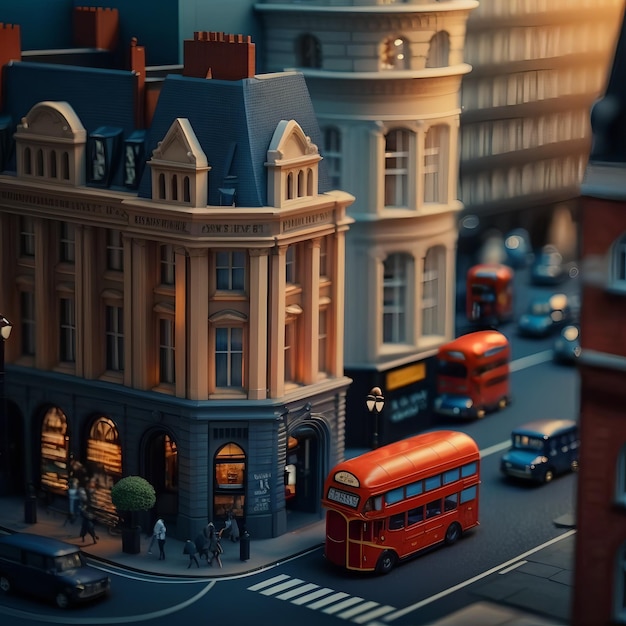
[183, 539, 200, 568]
[148, 519, 159, 554]
[153, 518, 166, 560]
[195, 531, 210, 562]
[79, 502, 98, 545]
[224, 510, 240, 542]
[65, 478, 79, 525]
[206, 522, 223, 568]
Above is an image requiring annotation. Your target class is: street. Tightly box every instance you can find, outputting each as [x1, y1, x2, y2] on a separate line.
[0, 268, 579, 625]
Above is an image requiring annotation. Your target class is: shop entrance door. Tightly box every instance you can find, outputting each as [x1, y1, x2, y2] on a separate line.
[287, 427, 320, 514]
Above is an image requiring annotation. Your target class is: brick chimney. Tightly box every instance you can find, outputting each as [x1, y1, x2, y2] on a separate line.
[183, 32, 255, 81]
[130, 37, 146, 128]
[0, 23, 21, 111]
[73, 6, 119, 51]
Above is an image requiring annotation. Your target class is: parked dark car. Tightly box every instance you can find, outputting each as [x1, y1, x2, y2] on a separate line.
[553, 324, 581, 364]
[0, 533, 110, 608]
[500, 418, 579, 484]
[517, 293, 573, 337]
[530, 244, 568, 285]
[504, 228, 533, 269]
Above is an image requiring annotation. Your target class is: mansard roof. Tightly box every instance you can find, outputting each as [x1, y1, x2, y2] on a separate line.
[137, 71, 330, 207]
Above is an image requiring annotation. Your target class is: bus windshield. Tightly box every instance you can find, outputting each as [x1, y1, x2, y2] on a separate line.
[438, 360, 467, 378]
[471, 284, 495, 300]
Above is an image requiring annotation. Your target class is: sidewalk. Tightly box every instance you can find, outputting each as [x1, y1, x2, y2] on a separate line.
[0, 496, 574, 625]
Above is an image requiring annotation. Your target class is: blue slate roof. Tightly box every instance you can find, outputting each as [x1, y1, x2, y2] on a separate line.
[1, 61, 138, 187]
[137, 72, 331, 207]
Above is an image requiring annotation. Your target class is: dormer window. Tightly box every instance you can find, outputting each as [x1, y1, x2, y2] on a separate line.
[88, 126, 122, 186]
[124, 130, 146, 189]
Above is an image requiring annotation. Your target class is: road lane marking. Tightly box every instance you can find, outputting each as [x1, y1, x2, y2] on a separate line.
[258, 577, 304, 596]
[480, 440, 512, 458]
[498, 560, 527, 574]
[509, 350, 553, 372]
[247, 573, 291, 591]
[290, 586, 335, 605]
[381, 529, 577, 622]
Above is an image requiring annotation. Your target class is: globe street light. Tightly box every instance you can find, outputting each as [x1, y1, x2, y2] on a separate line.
[366, 386, 385, 449]
[0, 315, 12, 495]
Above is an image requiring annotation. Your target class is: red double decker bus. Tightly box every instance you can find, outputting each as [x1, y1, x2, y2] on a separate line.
[322, 431, 480, 574]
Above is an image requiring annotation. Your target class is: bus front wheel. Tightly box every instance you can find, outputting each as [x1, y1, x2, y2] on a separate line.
[376, 550, 397, 575]
[445, 522, 462, 546]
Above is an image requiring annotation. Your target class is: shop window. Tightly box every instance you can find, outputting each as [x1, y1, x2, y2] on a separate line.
[214, 442, 246, 519]
[40, 407, 69, 494]
[86, 417, 122, 517]
[285, 435, 299, 501]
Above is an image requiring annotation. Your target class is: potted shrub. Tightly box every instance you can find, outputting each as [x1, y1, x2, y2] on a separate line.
[110, 476, 156, 554]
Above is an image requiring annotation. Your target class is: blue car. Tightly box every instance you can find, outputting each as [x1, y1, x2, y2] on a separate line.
[530, 245, 567, 285]
[500, 419, 579, 484]
[517, 293, 573, 337]
[553, 325, 581, 364]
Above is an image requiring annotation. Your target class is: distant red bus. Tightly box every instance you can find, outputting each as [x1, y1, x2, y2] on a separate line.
[434, 330, 511, 419]
[322, 431, 480, 574]
[466, 263, 514, 326]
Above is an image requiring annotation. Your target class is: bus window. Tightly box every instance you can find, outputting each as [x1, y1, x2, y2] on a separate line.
[389, 512, 405, 531]
[438, 361, 467, 378]
[322, 430, 480, 574]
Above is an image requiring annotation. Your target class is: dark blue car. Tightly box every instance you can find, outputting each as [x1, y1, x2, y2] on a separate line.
[500, 419, 579, 484]
[517, 293, 573, 337]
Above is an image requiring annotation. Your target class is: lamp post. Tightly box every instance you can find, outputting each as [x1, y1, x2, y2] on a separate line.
[0, 315, 12, 495]
[366, 386, 385, 449]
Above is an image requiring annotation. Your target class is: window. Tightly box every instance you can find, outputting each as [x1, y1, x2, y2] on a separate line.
[284, 320, 296, 383]
[389, 512, 405, 530]
[616, 445, 626, 507]
[60, 298, 76, 363]
[424, 126, 448, 204]
[160, 245, 175, 286]
[322, 127, 342, 189]
[21, 291, 35, 356]
[461, 462, 478, 478]
[40, 407, 69, 494]
[159, 318, 175, 384]
[86, 416, 122, 516]
[380, 36, 409, 70]
[318, 309, 328, 375]
[319, 237, 329, 279]
[286, 245, 297, 285]
[426, 498, 442, 518]
[383, 253, 409, 343]
[215, 327, 243, 388]
[426, 32, 450, 68]
[384, 129, 411, 208]
[611, 235, 626, 291]
[386, 486, 404, 505]
[460, 486, 477, 503]
[106, 230, 123, 271]
[422, 246, 444, 336]
[295, 34, 322, 68]
[216, 251, 246, 291]
[214, 442, 246, 518]
[105, 305, 124, 372]
[60, 222, 75, 263]
[20, 217, 35, 257]
[425, 475, 442, 491]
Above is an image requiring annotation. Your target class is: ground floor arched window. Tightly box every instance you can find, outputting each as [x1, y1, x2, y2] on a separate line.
[214, 442, 245, 519]
[40, 406, 69, 494]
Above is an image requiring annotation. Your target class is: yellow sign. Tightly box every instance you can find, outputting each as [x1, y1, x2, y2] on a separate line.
[386, 362, 426, 391]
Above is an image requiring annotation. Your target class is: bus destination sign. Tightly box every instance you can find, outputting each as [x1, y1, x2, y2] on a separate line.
[334, 470, 360, 488]
[327, 487, 360, 509]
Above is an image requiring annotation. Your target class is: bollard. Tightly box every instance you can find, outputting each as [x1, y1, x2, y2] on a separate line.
[24, 494, 37, 524]
[240, 530, 250, 561]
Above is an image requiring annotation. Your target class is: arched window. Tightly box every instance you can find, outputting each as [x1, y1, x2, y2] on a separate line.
[610, 234, 626, 292]
[295, 34, 322, 68]
[424, 125, 448, 204]
[422, 246, 445, 337]
[183, 176, 190, 203]
[380, 36, 409, 70]
[171, 174, 178, 201]
[298, 169, 305, 197]
[383, 253, 411, 343]
[385, 129, 412, 208]
[36, 148, 44, 176]
[286, 171, 294, 200]
[24, 147, 32, 175]
[40, 407, 69, 494]
[85, 416, 122, 517]
[62, 152, 70, 180]
[426, 32, 450, 68]
[214, 442, 246, 519]
[50, 151, 57, 179]
[158, 173, 166, 199]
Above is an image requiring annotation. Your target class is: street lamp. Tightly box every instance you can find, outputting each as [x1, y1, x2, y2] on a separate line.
[0, 315, 12, 495]
[366, 386, 385, 449]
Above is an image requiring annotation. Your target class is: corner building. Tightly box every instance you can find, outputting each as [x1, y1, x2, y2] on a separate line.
[0, 23, 354, 539]
[256, 0, 478, 446]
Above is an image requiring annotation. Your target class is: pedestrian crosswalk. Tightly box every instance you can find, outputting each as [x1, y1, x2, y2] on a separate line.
[247, 574, 398, 623]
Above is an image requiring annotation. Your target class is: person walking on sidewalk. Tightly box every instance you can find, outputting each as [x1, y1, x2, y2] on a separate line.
[79, 502, 98, 545]
[223, 510, 240, 543]
[206, 522, 222, 568]
[183, 539, 200, 568]
[154, 518, 166, 560]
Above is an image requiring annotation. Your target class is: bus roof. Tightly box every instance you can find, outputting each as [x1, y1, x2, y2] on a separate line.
[328, 431, 479, 492]
[467, 263, 513, 280]
[438, 330, 509, 358]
